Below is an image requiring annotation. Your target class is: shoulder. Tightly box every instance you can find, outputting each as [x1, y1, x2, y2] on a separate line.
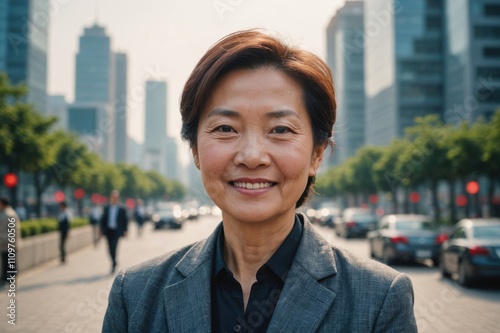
[115, 242, 197, 296]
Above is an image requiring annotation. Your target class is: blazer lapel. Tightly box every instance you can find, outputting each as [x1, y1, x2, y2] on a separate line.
[163, 223, 222, 333]
[268, 217, 338, 333]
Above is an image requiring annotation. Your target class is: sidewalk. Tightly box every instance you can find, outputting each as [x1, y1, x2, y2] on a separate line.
[0, 216, 221, 332]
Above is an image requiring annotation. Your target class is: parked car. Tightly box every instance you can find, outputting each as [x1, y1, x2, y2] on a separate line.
[336, 208, 378, 238]
[152, 204, 184, 230]
[368, 214, 446, 265]
[439, 218, 500, 287]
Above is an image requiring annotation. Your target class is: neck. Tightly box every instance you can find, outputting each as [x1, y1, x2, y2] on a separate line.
[222, 210, 295, 283]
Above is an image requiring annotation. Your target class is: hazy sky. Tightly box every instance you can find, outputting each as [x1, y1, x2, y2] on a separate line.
[48, 0, 345, 150]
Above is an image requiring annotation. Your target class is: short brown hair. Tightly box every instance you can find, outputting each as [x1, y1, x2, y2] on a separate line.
[180, 29, 336, 207]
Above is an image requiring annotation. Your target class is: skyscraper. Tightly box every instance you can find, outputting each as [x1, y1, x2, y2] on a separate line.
[47, 95, 68, 130]
[75, 24, 113, 104]
[364, 0, 444, 145]
[144, 80, 167, 174]
[0, 0, 49, 113]
[114, 52, 128, 163]
[326, 1, 365, 165]
[444, 0, 500, 124]
[70, 23, 115, 161]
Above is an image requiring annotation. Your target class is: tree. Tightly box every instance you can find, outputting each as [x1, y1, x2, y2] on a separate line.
[481, 111, 500, 216]
[0, 73, 58, 209]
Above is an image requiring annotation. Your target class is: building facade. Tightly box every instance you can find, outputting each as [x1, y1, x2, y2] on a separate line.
[364, 0, 444, 145]
[71, 23, 116, 161]
[444, 0, 500, 124]
[144, 80, 167, 174]
[326, 1, 365, 165]
[46, 95, 67, 130]
[0, 0, 49, 113]
[114, 52, 128, 163]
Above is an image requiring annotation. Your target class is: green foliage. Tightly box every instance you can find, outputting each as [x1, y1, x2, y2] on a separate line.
[20, 217, 89, 238]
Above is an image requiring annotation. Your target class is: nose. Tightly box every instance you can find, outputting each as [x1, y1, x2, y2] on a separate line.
[234, 132, 271, 169]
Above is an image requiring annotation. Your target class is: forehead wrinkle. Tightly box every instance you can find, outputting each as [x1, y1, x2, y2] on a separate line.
[207, 108, 241, 118]
[265, 109, 302, 120]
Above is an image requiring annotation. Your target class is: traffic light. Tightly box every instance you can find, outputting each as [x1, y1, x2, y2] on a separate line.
[3, 173, 18, 188]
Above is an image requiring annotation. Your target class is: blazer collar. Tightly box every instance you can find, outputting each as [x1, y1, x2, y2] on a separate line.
[163, 215, 338, 332]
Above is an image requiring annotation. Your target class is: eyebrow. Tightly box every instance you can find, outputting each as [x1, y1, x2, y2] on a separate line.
[207, 108, 301, 120]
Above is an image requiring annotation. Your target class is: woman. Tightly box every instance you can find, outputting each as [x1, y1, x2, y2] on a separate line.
[102, 30, 417, 333]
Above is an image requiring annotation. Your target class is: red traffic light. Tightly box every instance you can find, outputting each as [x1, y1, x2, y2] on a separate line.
[369, 194, 379, 204]
[54, 191, 65, 203]
[74, 188, 85, 200]
[456, 194, 467, 207]
[466, 181, 479, 195]
[409, 192, 420, 204]
[3, 173, 18, 188]
[125, 198, 136, 209]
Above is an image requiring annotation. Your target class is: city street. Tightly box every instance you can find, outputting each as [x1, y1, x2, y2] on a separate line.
[1, 215, 499, 332]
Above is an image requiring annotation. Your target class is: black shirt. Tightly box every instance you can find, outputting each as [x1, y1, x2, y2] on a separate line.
[211, 215, 303, 333]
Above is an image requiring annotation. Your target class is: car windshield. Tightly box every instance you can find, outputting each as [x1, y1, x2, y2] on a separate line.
[352, 214, 377, 223]
[473, 225, 500, 239]
[395, 221, 435, 231]
[158, 209, 174, 217]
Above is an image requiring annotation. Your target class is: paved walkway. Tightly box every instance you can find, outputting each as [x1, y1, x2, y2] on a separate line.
[0, 216, 221, 332]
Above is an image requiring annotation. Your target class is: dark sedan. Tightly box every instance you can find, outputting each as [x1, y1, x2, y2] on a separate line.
[440, 218, 500, 287]
[336, 208, 378, 238]
[152, 204, 184, 230]
[368, 214, 447, 266]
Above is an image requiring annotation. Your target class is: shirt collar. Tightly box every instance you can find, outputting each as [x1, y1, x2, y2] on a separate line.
[212, 214, 303, 282]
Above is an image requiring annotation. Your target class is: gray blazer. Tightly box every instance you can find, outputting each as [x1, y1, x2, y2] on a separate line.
[102, 216, 417, 332]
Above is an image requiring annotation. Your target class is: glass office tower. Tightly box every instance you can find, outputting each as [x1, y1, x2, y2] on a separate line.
[0, 0, 49, 113]
[445, 0, 500, 123]
[326, 1, 365, 165]
[365, 0, 444, 145]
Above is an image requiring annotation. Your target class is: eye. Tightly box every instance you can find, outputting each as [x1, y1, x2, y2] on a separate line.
[215, 125, 235, 133]
[271, 126, 291, 134]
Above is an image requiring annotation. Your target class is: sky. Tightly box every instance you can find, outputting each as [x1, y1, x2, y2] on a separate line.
[48, 0, 345, 153]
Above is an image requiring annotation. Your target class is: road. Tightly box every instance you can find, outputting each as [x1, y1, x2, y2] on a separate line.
[0, 215, 499, 332]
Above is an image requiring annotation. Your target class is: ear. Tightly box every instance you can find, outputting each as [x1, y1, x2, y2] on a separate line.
[192, 146, 200, 170]
[309, 144, 325, 177]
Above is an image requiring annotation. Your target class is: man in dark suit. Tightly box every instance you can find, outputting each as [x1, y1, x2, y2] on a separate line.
[57, 201, 70, 263]
[100, 190, 128, 273]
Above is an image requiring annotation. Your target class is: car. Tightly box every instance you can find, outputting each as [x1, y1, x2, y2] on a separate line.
[368, 214, 446, 265]
[336, 208, 378, 238]
[152, 204, 184, 230]
[439, 218, 500, 287]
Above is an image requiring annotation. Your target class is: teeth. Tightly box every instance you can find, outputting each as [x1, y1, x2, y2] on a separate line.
[233, 182, 273, 189]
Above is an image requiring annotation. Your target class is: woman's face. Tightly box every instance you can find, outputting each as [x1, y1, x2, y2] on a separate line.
[194, 67, 324, 225]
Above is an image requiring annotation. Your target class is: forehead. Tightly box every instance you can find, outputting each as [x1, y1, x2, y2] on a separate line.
[203, 67, 305, 113]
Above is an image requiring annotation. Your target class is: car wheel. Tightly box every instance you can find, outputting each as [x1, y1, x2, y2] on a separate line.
[382, 247, 393, 265]
[439, 256, 450, 278]
[369, 241, 376, 259]
[458, 261, 472, 287]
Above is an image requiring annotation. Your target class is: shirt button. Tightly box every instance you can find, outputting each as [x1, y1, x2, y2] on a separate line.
[233, 324, 242, 332]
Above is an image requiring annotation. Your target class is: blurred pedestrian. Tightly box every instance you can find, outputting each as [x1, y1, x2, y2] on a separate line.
[0, 196, 20, 285]
[58, 201, 71, 263]
[15, 203, 27, 221]
[89, 203, 102, 247]
[100, 190, 128, 274]
[133, 199, 146, 237]
[103, 30, 417, 332]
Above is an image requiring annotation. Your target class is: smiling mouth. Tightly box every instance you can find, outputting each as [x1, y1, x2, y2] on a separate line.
[230, 181, 276, 190]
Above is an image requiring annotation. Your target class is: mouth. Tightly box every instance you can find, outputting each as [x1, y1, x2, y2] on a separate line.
[229, 181, 277, 190]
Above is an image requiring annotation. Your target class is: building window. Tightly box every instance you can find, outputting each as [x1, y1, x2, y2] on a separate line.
[477, 67, 500, 80]
[426, 15, 441, 31]
[414, 39, 441, 54]
[426, 0, 442, 9]
[484, 4, 500, 16]
[483, 47, 500, 58]
[475, 26, 500, 38]
[477, 89, 500, 102]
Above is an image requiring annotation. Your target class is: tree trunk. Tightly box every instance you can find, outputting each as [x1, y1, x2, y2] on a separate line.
[448, 180, 457, 223]
[403, 188, 410, 214]
[431, 181, 441, 222]
[391, 189, 398, 214]
[33, 172, 43, 218]
[487, 176, 495, 218]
